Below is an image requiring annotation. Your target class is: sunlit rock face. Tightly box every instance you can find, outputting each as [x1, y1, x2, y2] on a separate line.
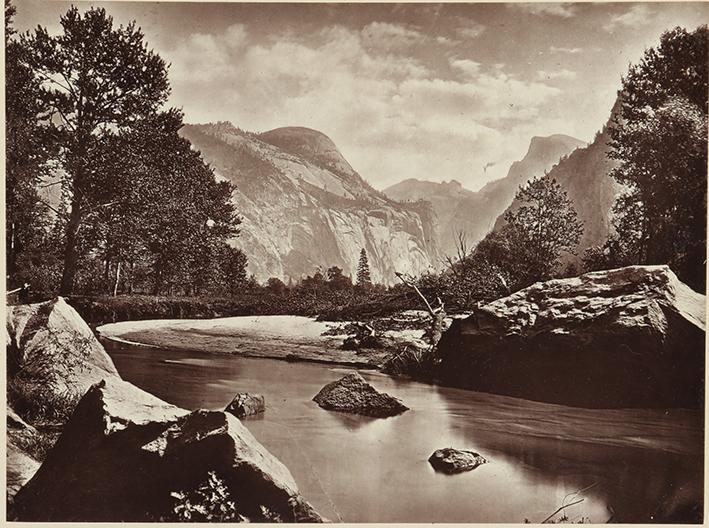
[493, 100, 624, 266]
[384, 134, 585, 257]
[180, 123, 440, 285]
[437, 265, 706, 408]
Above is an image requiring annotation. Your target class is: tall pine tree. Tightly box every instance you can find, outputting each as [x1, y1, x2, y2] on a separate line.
[356, 248, 372, 288]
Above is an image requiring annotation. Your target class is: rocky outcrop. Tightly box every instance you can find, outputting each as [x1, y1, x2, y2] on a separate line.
[428, 448, 487, 474]
[313, 372, 409, 417]
[14, 379, 323, 522]
[8, 299, 324, 522]
[436, 266, 705, 408]
[384, 135, 585, 257]
[6, 409, 41, 506]
[180, 123, 439, 284]
[7, 297, 119, 397]
[225, 393, 266, 418]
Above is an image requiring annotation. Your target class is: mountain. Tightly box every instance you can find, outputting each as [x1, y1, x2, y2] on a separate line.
[493, 103, 622, 267]
[384, 134, 585, 256]
[180, 123, 440, 284]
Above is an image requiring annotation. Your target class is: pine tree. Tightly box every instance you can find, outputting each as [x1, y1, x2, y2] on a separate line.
[356, 248, 372, 288]
[22, 6, 171, 294]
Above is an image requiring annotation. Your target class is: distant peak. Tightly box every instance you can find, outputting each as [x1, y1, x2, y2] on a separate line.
[258, 126, 355, 176]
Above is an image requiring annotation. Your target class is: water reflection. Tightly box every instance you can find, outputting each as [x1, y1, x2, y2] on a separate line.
[108, 344, 703, 523]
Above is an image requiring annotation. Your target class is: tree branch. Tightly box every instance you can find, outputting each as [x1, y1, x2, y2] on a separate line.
[541, 498, 584, 524]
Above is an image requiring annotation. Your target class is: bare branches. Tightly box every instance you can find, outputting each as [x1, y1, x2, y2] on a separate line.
[541, 498, 584, 524]
[395, 271, 435, 316]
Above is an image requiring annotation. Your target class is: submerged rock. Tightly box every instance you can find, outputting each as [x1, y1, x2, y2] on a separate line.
[428, 448, 487, 474]
[313, 372, 408, 417]
[13, 379, 324, 522]
[225, 393, 265, 418]
[437, 265, 706, 408]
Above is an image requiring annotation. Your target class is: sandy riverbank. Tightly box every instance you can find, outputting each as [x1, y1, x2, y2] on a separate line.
[97, 315, 393, 367]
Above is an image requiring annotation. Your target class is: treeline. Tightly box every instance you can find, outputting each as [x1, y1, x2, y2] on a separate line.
[583, 26, 707, 292]
[6, 3, 244, 297]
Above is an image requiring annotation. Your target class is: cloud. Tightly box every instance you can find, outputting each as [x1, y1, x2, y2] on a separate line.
[453, 17, 486, 39]
[550, 45, 583, 54]
[165, 23, 566, 189]
[361, 21, 427, 51]
[604, 5, 654, 32]
[536, 69, 577, 81]
[513, 3, 577, 18]
[450, 58, 482, 78]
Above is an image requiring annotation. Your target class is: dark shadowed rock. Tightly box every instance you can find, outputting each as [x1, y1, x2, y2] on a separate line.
[225, 393, 265, 418]
[13, 379, 324, 522]
[313, 372, 409, 417]
[437, 265, 706, 408]
[428, 448, 487, 474]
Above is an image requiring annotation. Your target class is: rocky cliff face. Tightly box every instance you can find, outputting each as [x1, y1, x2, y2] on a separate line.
[493, 104, 622, 265]
[180, 123, 439, 285]
[384, 134, 585, 257]
[436, 265, 705, 408]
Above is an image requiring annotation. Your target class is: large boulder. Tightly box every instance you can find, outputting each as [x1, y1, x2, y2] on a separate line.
[225, 393, 266, 418]
[436, 266, 705, 408]
[428, 448, 487, 474]
[313, 372, 409, 417]
[13, 378, 324, 522]
[7, 297, 119, 397]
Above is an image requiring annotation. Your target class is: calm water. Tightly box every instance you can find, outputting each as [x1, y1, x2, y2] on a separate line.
[107, 341, 703, 523]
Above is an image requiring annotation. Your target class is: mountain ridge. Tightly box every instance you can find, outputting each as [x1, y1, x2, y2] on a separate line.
[384, 134, 586, 256]
[180, 122, 440, 284]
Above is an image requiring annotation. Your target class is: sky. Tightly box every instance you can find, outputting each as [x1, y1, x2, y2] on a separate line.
[12, 1, 709, 190]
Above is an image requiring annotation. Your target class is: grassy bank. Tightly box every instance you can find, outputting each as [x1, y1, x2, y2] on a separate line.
[64, 290, 425, 326]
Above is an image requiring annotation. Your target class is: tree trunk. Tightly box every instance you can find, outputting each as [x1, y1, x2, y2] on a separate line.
[59, 198, 82, 295]
[127, 261, 134, 294]
[112, 261, 121, 297]
[7, 221, 17, 287]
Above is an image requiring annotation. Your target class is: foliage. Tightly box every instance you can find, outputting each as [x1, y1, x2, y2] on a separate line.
[20, 5, 172, 294]
[5, 0, 57, 288]
[7, 313, 94, 423]
[605, 25, 707, 290]
[168, 471, 242, 522]
[356, 248, 372, 288]
[501, 176, 584, 288]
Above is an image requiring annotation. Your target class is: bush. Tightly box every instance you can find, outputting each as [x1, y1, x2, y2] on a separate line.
[166, 471, 243, 522]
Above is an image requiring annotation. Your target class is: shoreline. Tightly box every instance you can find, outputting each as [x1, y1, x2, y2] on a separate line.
[97, 314, 395, 369]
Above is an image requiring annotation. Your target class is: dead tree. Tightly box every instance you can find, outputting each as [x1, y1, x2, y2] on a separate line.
[395, 272, 446, 348]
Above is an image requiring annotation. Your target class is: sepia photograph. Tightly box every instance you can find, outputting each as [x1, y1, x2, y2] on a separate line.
[4, 0, 708, 523]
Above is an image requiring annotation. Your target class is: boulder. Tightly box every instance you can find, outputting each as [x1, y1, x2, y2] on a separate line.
[428, 448, 487, 474]
[8, 298, 324, 522]
[225, 393, 266, 418]
[436, 265, 706, 408]
[6, 297, 120, 397]
[313, 372, 409, 417]
[13, 378, 324, 522]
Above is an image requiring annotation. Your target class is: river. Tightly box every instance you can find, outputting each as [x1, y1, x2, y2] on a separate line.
[104, 330, 703, 523]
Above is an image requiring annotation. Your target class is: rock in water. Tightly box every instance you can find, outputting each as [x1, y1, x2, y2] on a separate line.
[428, 448, 487, 474]
[13, 379, 324, 522]
[313, 372, 408, 417]
[225, 393, 265, 418]
[436, 265, 706, 408]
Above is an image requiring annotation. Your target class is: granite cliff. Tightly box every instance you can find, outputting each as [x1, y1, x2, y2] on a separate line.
[180, 123, 439, 285]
